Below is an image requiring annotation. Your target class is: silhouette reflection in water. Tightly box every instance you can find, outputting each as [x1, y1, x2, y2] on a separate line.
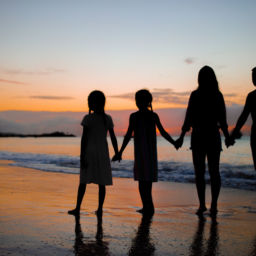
[189, 216, 219, 256]
[128, 215, 155, 256]
[73, 215, 109, 256]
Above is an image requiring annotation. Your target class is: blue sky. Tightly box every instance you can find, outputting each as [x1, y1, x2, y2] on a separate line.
[0, 0, 255, 113]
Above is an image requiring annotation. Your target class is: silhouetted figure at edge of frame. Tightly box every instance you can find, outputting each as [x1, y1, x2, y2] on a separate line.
[176, 66, 233, 217]
[231, 67, 256, 170]
[128, 215, 155, 256]
[73, 214, 110, 256]
[189, 217, 219, 256]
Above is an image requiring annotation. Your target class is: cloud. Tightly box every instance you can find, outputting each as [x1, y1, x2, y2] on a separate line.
[223, 93, 238, 97]
[111, 89, 242, 107]
[184, 57, 196, 64]
[30, 96, 75, 100]
[111, 88, 191, 105]
[2, 67, 66, 76]
[0, 78, 27, 85]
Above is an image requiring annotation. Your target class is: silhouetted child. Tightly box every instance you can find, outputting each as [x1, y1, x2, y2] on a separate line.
[113, 89, 177, 215]
[68, 90, 118, 216]
[176, 66, 232, 216]
[231, 67, 256, 170]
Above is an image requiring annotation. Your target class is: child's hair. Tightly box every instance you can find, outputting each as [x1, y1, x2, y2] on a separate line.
[88, 90, 106, 114]
[197, 66, 219, 93]
[135, 89, 153, 111]
[88, 90, 107, 126]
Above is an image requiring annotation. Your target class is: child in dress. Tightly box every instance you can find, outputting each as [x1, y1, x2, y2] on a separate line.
[68, 90, 118, 216]
[113, 89, 177, 215]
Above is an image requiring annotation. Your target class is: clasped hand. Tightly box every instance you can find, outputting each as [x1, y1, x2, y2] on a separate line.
[112, 152, 122, 162]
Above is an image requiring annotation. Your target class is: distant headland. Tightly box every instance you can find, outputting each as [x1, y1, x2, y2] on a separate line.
[0, 131, 76, 138]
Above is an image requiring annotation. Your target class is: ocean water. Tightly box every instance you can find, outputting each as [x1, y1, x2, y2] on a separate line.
[0, 136, 255, 191]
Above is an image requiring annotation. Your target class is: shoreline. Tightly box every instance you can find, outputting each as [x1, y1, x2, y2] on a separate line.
[1, 160, 256, 255]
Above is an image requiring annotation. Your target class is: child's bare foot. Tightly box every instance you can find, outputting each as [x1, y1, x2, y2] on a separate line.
[68, 208, 80, 216]
[144, 207, 154, 216]
[196, 206, 207, 216]
[137, 207, 154, 216]
[210, 207, 218, 217]
[136, 208, 144, 214]
[95, 209, 103, 218]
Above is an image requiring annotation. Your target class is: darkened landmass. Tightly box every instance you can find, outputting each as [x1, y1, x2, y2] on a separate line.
[0, 131, 76, 138]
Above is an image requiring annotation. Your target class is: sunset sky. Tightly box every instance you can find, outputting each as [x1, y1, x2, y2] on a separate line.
[0, 1, 255, 134]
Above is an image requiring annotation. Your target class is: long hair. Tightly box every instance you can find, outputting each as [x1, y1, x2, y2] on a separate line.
[135, 89, 153, 111]
[197, 66, 219, 93]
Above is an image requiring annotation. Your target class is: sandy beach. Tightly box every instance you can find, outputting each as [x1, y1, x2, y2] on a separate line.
[0, 160, 256, 255]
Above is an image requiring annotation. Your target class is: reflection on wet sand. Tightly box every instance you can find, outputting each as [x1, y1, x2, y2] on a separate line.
[189, 216, 219, 256]
[73, 215, 109, 256]
[128, 215, 155, 256]
[249, 235, 256, 256]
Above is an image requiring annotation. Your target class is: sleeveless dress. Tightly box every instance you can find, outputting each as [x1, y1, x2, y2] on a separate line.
[80, 113, 113, 185]
[131, 111, 158, 182]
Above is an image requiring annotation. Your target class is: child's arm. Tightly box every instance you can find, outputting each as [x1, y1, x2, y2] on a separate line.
[112, 115, 134, 161]
[231, 95, 250, 140]
[109, 128, 118, 155]
[176, 93, 193, 149]
[155, 114, 175, 145]
[80, 128, 87, 169]
[176, 130, 186, 149]
[218, 93, 234, 148]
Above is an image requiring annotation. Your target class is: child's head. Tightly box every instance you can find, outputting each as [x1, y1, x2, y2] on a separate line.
[198, 66, 219, 92]
[252, 67, 256, 86]
[88, 90, 106, 114]
[135, 89, 153, 111]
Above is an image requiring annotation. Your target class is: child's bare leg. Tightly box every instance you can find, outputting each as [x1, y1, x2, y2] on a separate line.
[138, 181, 146, 213]
[145, 181, 154, 215]
[207, 150, 221, 216]
[138, 181, 154, 215]
[68, 183, 86, 215]
[96, 185, 106, 216]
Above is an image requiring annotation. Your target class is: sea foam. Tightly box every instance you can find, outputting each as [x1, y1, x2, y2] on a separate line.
[0, 151, 255, 191]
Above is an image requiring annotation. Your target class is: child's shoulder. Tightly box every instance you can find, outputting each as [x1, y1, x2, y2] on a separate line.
[248, 89, 256, 98]
[81, 114, 90, 126]
[130, 110, 158, 119]
[105, 113, 113, 120]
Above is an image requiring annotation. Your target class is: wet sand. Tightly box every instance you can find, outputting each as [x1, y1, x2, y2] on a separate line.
[0, 160, 256, 255]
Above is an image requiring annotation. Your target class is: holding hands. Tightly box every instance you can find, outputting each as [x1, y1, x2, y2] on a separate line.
[112, 152, 122, 162]
[225, 136, 235, 148]
[174, 136, 184, 150]
[226, 129, 242, 148]
[174, 132, 186, 150]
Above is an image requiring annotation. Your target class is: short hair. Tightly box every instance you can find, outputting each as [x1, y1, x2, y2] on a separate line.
[135, 89, 153, 110]
[252, 67, 256, 72]
[88, 90, 105, 113]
